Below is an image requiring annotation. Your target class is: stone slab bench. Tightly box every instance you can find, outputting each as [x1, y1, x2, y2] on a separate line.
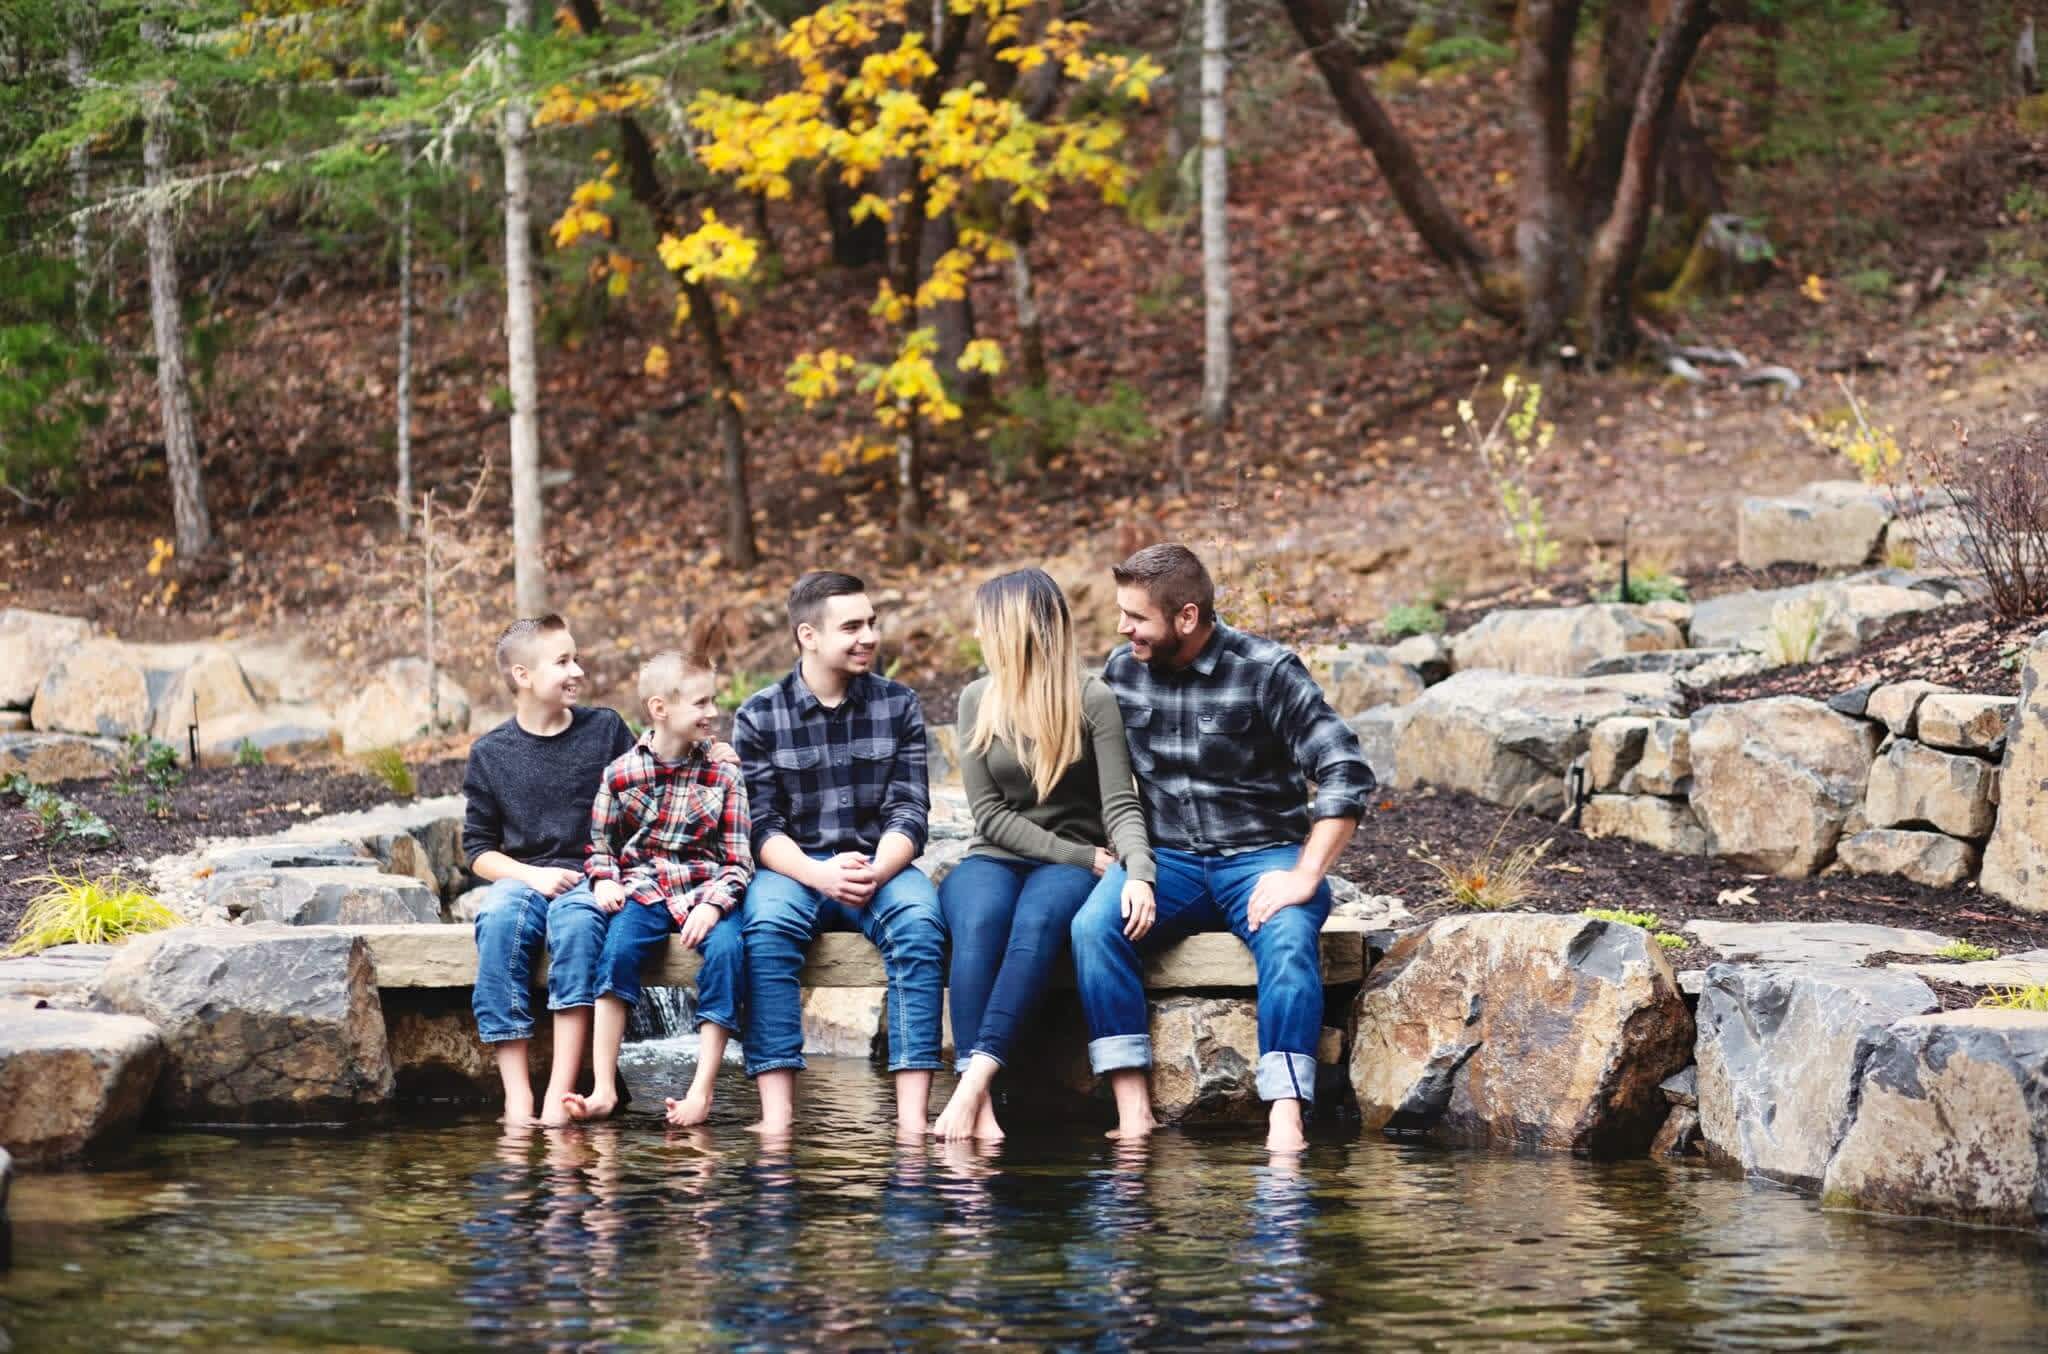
[335, 916, 1371, 991]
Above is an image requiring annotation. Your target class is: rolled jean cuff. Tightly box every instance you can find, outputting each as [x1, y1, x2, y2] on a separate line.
[957, 1049, 1008, 1074]
[1256, 1051, 1318, 1104]
[476, 1022, 533, 1044]
[694, 1009, 739, 1035]
[1088, 1033, 1151, 1075]
[886, 1052, 947, 1074]
[745, 1054, 806, 1079]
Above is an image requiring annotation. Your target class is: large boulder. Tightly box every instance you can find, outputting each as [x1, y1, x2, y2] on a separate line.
[1688, 698, 1882, 876]
[1822, 1011, 2048, 1229]
[1737, 480, 1891, 569]
[1302, 644, 1426, 716]
[1586, 717, 1651, 792]
[1347, 705, 1411, 788]
[192, 706, 338, 764]
[0, 1004, 164, 1166]
[1624, 718, 1692, 796]
[1149, 996, 1263, 1123]
[1448, 605, 1684, 679]
[0, 609, 93, 709]
[1865, 680, 1954, 738]
[207, 867, 442, 926]
[1982, 633, 2048, 913]
[93, 925, 394, 1122]
[0, 943, 117, 1007]
[1694, 963, 1936, 1187]
[1351, 914, 1693, 1156]
[1863, 738, 1997, 839]
[0, 732, 125, 785]
[1837, 829, 1980, 888]
[379, 988, 557, 1102]
[1396, 671, 1682, 813]
[1690, 577, 1945, 659]
[147, 647, 262, 748]
[29, 640, 154, 737]
[1581, 795, 1707, 855]
[337, 658, 471, 752]
[1916, 694, 2016, 757]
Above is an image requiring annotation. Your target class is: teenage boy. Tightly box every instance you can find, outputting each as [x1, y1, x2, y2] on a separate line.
[463, 614, 636, 1126]
[733, 571, 945, 1141]
[1069, 544, 1372, 1153]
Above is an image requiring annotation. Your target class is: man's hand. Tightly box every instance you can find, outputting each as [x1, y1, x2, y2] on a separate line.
[592, 879, 626, 913]
[527, 865, 584, 899]
[708, 741, 739, 766]
[812, 852, 878, 908]
[1092, 847, 1116, 877]
[1247, 868, 1319, 932]
[677, 900, 723, 948]
[1121, 879, 1156, 940]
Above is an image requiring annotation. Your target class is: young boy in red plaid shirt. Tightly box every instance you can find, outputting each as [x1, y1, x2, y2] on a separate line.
[560, 651, 753, 1127]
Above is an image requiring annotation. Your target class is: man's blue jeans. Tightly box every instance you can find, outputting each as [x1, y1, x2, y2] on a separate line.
[471, 876, 606, 1042]
[939, 855, 1098, 1071]
[740, 860, 946, 1077]
[1069, 844, 1330, 1103]
[590, 899, 745, 1034]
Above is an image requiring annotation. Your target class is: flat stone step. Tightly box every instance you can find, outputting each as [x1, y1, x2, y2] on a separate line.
[1887, 949, 2048, 989]
[0, 944, 118, 1004]
[337, 916, 1371, 991]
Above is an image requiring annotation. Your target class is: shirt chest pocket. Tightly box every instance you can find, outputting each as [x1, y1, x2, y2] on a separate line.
[850, 736, 898, 765]
[1122, 705, 1157, 774]
[1196, 705, 1259, 776]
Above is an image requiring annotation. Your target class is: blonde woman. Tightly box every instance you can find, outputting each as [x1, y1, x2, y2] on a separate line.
[933, 568, 1155, 1142]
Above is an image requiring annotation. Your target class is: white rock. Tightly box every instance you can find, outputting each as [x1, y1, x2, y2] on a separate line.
[148, 647, 262, 748]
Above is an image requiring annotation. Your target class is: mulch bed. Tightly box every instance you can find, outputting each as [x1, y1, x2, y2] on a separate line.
[1, 758, 466, 938]
[1338, 784, 2048, 975]
[1691, 600, 2036, 707]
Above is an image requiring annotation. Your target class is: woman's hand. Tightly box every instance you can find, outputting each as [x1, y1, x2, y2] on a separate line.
[1121, 879, 1156, 940]
[1092, 847, 1116, 877]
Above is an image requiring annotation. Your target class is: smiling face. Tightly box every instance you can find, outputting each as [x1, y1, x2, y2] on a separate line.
[648, 671, 720, 747]
[800, 592, 880, 678]
[1115, 584, 1201, 668]
[513, 628, 584, 710]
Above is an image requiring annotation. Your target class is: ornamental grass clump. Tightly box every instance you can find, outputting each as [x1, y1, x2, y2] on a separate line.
[1410, 801, 1552, 911]
[1936, 939, 1999, 962]
[8, 873, 179, 956]
[359, 746, 416, 798]
[1977, 984, 2048, 1013]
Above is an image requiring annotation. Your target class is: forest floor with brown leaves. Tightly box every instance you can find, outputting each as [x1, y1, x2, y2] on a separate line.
[3, 30, 2045, 717]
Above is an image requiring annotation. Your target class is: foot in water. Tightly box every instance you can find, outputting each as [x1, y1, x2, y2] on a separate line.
[557, 1089, 619, 1124]
[664, 1089, 713, 1127]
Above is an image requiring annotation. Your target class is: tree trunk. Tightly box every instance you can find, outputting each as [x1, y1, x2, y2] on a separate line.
[67, 37, 92, 330]
[140, 15, 212, 563]
[1578, 0, 1652, 229]
[396, 157, 416, 538]
[1586, 0, 1720, 366]
[1515, 0, 1585, 362]
[1006, 209, 1052, 467]
[1199, 0, 1230, 445]
[502, 0, 546, 615]
[918, 208, 986, 406]
[683, 280, 759, 568]
[1278, 0, 1508, 316]
[422, 489, 440, 734]
[822, 177, 889, 269]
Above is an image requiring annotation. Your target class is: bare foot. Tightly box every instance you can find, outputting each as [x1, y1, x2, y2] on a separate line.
[1104, 1117, 1158, 1141]
[897, 1117, 930, 1145]
[560, 1089, 619, 1123]
[664, 1090, 713, 1127]
[1265, 1102, 1308, 1153]
[930, 1088, 984, 1142]
[500, 1104, 537, 1128]
[747, 1117, 795, 1137]
[974, 1097, 1005, 1143]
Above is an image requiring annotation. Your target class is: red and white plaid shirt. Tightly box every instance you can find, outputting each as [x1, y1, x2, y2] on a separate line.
[586, 734, 754, 920]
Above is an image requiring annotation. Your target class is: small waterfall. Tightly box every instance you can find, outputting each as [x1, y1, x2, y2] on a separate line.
[627, 986, 696, 1042]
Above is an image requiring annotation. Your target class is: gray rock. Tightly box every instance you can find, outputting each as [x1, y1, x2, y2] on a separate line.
[336, 658, 470, 753]
[1683, 920, 1954, 966]
[1302, 644, 1426, 717]
[1691, 576, 1945, 659]
[1395, 671, 1682, 814]
[1827, 680, 1882, 719]
[1737, 480, 1891, 569]
[926, 724, 956, 788]
[1622, 718, 1692, 796]
[1651, 1105, 1701, 1159]
[1689, 698, 1883, 876]
[0, 944, 118, 1007]
[0, 1003, 165, 1166]
[1328, 877, 1414, 932]
[1694, 962, 1936, 1188]
[1586, 717, 1651, 793]
[1449, 605, 1685, 679]
[1582, 795, 1708, 854]
[1347, 704, 1412, 788]
[1864, 738, 1997, 839]
[193, 708, 338, 764]
[1865, 680, 1955, 738]
[1661, 1066, 1698, 1108]
[912, 835, 972, 887]
[29, 640, 213, 739]
[93, 925, 394, 1122]
[447, 884, 492, 924]
[209, 867, 442, 925]
[1822, 1010, 2048, 1229]
[1837, 829, 1981, 888]
[1887, 949, 2048, 990]
[1388, 633, 1452, 685]
[1916, 694, 2017, 757]
[1984, 633, 2048, 913]
[1584, 647, 1754, 679]
[0, 609, 93, 709]
[0, 732, 125, 785]
[1149, 996, 1266, 1123]
[202, 840, 376, 873]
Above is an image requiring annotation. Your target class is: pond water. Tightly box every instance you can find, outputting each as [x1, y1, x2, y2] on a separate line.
[4, 1044, 2046, 1351]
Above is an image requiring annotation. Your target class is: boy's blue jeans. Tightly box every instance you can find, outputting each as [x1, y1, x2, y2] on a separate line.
[471, 876, 607, 1043]
[1069, 844, 1330, 1104]
[740, 859, 945, 1078]
[939, 855, 1098, 1071]
[575, 896, 744, 1034]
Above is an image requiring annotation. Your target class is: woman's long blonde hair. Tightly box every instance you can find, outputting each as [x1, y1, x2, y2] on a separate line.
[968, 568, 1083, 803]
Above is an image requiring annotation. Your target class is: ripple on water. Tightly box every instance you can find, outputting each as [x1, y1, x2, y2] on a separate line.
[3, 1052, 2045, 1351]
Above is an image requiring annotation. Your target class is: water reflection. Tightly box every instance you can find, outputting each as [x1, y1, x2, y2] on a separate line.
[2, 1051, 2045, 1352]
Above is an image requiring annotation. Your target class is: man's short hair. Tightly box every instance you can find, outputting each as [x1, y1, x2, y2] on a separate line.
[788, 570, 867, 641]
[1112, 544, 1216, 625]
[494, 614, 569, 694]
[638, 650, 715, 707]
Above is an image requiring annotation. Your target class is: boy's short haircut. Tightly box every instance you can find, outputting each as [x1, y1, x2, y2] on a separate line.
[494, 614, 569, 695]
[787, 570, 867, 641]
[638, 650, 715, 707]
[1112, 544, 1216, 626]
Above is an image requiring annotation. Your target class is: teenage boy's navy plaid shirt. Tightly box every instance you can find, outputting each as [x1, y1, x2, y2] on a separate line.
[585, 735, 754, 920]
[732, 665, 930, 860]
[1103, 622, 1373, 855]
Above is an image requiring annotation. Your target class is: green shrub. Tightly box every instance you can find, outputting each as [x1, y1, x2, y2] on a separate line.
[359, 746, 416, 797]
[3, 773, 116, 847]
[1380, 601, 1446, 640]
[1598, 563, 1689, 606]
[115, 733, 182, 816]
[8, 873, 178, 956]
[1584, 907, 1659, 930]
[234, 738, 265, 768]
[1937, 939, 2000, 963]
